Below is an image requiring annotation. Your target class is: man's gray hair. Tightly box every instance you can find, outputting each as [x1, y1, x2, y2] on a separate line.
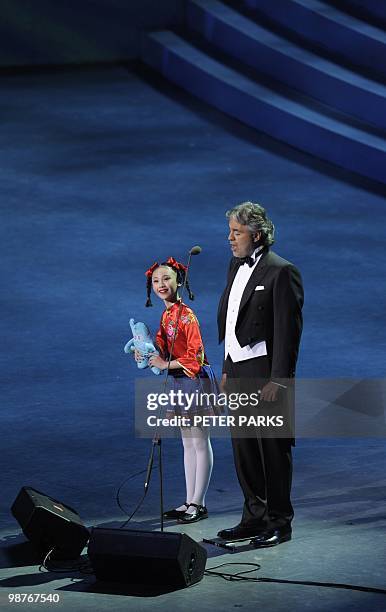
[226, 201, 275, 247]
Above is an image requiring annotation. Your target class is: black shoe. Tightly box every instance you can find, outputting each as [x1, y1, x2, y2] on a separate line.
[163, 502, 189, 519]
[178, 503, 208, 524]
[250, 526, 292, 548]
[217, 523, 265, 540]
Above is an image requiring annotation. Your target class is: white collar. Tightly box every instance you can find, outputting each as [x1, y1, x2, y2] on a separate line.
[250, 245, 264, 263]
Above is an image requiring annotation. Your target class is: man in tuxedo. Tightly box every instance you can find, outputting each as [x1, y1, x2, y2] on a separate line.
[217, 201, 304, 546]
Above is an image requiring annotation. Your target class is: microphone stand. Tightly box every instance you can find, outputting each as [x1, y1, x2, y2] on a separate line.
[143, 248, 198, 532]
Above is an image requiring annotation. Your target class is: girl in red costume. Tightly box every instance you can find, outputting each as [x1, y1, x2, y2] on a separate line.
[144, 256, 219, 524]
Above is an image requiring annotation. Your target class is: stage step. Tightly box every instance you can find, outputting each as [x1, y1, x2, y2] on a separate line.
[186, 0, 386, 130]
[141, 30, 386, 184]
[324, 0, 386, 29]
[241, 0, 386, 80]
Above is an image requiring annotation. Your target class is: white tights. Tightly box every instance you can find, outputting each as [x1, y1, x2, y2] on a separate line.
[175, 426, 213, 513]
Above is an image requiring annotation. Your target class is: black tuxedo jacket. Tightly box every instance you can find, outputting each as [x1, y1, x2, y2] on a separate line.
[217, 249, 304, 379]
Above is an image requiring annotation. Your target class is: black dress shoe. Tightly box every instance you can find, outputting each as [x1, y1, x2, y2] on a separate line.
[178, 504, 208, 524]
[250, 526, 292, 548]
[163, 502, 189, 519]
[217, 523, 265, 540]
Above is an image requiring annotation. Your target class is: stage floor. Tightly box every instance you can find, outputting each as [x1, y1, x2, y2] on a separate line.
[1, 64, 385, 611]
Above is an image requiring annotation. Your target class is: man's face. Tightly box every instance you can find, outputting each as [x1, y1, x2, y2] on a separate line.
[228, 218, 260, 258]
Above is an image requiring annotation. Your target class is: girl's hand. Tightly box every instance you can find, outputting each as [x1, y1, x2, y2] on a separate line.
[148, 354, 168, 370]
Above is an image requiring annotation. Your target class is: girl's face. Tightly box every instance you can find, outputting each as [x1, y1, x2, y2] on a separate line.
[152, 266, 179, 303]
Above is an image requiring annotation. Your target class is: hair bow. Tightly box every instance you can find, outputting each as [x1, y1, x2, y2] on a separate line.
[145, 262, 159, 278]
[166, 256, 187, 272]
[145, 257, 187, 279]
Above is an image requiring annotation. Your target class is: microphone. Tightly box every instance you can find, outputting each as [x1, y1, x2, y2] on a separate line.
[190, 245, 202, 255]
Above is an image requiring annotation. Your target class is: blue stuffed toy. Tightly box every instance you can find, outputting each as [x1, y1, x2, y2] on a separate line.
[124, 318, 161, 375]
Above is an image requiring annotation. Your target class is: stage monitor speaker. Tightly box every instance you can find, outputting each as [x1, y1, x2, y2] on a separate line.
[88, 527, 207, 587]
[11, 486, 89, 559]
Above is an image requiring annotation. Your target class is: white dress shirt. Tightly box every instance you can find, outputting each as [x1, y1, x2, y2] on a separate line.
[225, 247, 267, 362]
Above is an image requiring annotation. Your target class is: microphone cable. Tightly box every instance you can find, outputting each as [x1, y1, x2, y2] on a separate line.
[204, 562, 386, 594]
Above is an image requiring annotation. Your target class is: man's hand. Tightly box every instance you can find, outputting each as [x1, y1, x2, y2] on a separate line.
[260, 381, 280, 402]
[220, 373, 227, 393]
[148, 354, 168, 370]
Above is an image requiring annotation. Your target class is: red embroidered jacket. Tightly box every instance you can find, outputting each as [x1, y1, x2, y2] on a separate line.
[155, 301, 209, 378]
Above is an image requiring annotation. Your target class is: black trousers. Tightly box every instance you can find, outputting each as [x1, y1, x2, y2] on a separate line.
[224, 355, 294, 530]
